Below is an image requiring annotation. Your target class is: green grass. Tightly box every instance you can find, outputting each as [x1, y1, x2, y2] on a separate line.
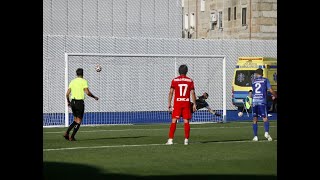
[43, 121, 277, 180]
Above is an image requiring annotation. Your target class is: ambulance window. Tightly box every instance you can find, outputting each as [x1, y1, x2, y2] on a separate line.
[235, 70, 255, 87]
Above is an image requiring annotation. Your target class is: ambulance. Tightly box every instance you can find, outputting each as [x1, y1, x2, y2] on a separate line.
[231, 57, 277, 112]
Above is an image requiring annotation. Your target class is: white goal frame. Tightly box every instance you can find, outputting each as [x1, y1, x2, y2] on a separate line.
[64, 53, 227, 127]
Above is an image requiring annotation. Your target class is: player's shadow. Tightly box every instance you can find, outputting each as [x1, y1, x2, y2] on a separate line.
[80, 135, 148, 141]
[44, 161, 277, 180]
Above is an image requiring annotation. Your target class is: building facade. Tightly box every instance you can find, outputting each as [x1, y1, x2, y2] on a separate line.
[182, 0, 277, 39]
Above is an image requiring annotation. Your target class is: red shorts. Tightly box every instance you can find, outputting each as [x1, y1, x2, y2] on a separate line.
[172, 105, 192, 120]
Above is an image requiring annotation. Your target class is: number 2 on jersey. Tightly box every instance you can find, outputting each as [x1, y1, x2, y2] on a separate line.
[255, 83, 261, 93]
[178, 84, 188, 96]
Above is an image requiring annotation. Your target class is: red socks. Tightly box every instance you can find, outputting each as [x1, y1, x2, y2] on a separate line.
[168, 122, 190, 139]
[168, 122, 177, 139]
[184, 122, 190, 139]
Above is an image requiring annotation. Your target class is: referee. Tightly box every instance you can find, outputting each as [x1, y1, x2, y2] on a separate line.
[63, 68, 99, 141]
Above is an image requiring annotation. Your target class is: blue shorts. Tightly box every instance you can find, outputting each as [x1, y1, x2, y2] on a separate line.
[252, 104, 267, 118]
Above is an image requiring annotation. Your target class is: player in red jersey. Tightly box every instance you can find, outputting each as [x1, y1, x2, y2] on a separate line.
[166, 64, 197, 145]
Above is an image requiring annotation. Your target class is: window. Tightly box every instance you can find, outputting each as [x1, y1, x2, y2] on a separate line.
[210, 12, 217, 22]
[242, 7, 247, 26]
[218, 11, 222, 28]
[210, 12, 216, 30]
[190, 13, 195, 29]
[234, 70, 255, 87]
[200, 0, 205, 12]
[234, 7, 236, 20]
[184, 13, 189, 30]
[228, 8, 231, 21]
[210, 23, 214, 30]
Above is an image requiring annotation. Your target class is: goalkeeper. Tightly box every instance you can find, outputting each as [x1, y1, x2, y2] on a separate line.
[190, 92, 221, 116]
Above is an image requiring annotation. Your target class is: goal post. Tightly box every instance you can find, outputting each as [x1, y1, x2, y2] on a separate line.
[64, 53, 69, 127]
[43, 53, 226, 127]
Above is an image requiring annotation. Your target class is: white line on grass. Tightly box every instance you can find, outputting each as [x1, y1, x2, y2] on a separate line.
[43, 140, 277, 151]
[44, 126, 276, 134]
[44, 143, 165, 151]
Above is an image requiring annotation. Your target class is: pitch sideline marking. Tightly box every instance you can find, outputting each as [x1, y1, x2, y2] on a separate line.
[44, 126, 277, 134]
[44, 140, 277, 151]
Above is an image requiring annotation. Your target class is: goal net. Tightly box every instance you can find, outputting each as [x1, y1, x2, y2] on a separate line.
[43, 54, 226, 127]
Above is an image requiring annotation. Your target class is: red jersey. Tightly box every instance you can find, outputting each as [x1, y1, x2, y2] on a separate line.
[170, 75, 195, 108]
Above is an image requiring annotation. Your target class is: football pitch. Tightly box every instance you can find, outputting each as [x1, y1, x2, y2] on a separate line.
[43, 121, 277, 180]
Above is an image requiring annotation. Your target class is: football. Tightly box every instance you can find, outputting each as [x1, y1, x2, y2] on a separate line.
[238, 112, 243, 117]
[96, 64, 102, 72]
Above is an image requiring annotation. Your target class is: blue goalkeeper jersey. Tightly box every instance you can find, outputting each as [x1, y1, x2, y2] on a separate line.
[252, 76, 271, 105]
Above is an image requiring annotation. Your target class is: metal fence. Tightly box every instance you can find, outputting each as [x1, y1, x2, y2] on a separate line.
[43, 0, 182, 38]
[43, 35, 276, 113]
[43, 0, 277, 115]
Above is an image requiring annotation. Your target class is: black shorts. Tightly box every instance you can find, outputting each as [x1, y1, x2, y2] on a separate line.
[71, 99, 85, 118]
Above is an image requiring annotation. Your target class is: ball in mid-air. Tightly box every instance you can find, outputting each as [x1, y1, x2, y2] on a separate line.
[238, 112, 243, 117]
[96, 64, 102, 72]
